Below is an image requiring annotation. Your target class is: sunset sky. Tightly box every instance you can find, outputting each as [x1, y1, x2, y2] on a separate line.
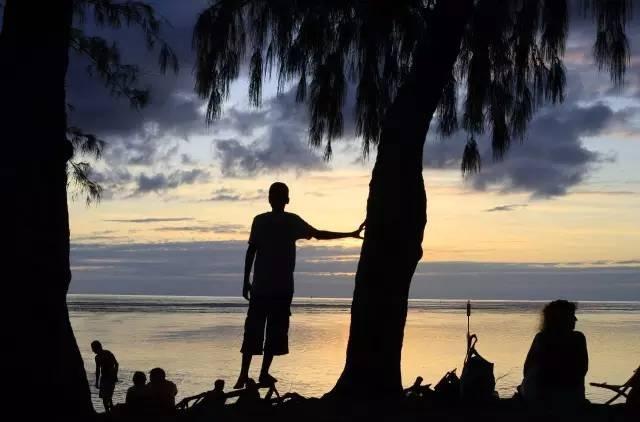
[66, 1, 640, 300]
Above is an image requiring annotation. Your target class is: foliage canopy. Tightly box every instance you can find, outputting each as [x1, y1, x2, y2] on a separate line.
[193, 0, 632, 169]
[0, 0, 178, 203]
[65, 0, 179, 204]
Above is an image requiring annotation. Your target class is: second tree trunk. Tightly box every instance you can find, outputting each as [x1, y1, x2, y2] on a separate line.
[330, 0, 475, 400]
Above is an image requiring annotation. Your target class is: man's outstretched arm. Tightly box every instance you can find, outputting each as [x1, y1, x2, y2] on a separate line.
[311, 222, 365, 240]
[243, 243, 257, 300]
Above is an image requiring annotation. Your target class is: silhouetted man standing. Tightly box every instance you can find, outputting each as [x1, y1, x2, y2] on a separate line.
[91, 340, 119, 412]
[234, 182, 364, 388]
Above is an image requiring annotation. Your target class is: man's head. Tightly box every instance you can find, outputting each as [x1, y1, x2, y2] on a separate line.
[268, 182, 289, 211]
[149, 367, 166, 383]
[90, 340, 103, 354]
[213, 379, 225, 391]
[133, 371, 147, 387]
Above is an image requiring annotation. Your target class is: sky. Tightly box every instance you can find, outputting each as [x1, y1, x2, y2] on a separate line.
[63, 1, 640, 300]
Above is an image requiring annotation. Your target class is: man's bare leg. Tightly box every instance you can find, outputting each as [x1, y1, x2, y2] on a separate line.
[259, 354, 277, 385]
[234, 353, 252, 389]
[102, 397, 112, 412]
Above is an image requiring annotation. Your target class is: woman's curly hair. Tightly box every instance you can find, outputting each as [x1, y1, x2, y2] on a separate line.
[540, 299, 577, 333]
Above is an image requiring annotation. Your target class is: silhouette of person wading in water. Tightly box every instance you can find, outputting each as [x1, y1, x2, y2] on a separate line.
[234, 182, 364, 388]
[91, 340, 119, 412]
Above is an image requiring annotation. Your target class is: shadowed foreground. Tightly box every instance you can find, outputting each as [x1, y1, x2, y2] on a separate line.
[102, 394, 634, 422]
[100, 370, 639, 422]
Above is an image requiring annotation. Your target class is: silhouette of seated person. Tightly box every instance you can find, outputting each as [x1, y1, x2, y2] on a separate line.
[197, 379, 226, 409]
[125, 371, 147, 415]
[145, 367, 178, 416]
[177, 379, 226, 417]
[236, 378, 262, 409]
[520, 300, 588, 409]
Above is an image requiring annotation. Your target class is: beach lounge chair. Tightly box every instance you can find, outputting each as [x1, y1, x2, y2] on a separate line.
[590, 366, 639, 405]
[177, 379, 281, 410]
[224, 380, 280, 401]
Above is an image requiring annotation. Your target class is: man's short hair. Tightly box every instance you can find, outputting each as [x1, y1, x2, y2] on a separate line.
[269, 182, 289, 200]
[91, 340, 102, 351]
[268, 182, 289, 207]
[133, 371, 147, 386]
[149, 367, 166, 382]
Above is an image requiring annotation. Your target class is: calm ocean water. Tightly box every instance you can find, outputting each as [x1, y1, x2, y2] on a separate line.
[69, 295, 640, 409]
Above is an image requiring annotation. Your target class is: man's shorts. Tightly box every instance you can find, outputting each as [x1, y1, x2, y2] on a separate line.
[241, 297, 291, 356]
[99, 379, 116, 399]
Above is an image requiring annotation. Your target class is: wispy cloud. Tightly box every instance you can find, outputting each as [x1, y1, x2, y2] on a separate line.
[201, 187, 265, 202]
[134, 169, 210, 195]
[485, 204, 528, 212]
[570, 190, 638, 196]
[105, 218, 195, 223]
[154, 224, 246, 233]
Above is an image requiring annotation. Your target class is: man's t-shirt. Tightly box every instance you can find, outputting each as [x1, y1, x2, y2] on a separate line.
[249, 211, 314, 299]
[95, 350, 117, 384]
[125, 385, 146, 408]
[146, 379, 178, 409]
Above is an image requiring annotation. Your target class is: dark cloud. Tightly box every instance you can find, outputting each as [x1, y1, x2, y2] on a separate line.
[215, 128, 326, 177]
[105, 218, 195, 223]
[210, 87, 360, 177]
[615, 260, 640, 265]
[217, 82, 358, 139]
[135, 169, 210, 194]
[66, 1, 210, 196]
[181, 153, 196, 165]
[88, 167, 133, 196]
[69, 241, 640, 300]
[469, 104, 619, 198]
[571, 190, 638, 196]
[71, 230, 122, 242]
[216, 108, 271, 137]
[72, 235, 127, 242]
[425, 101, 632, 198]
[212, 90, 325, 176]
[64, 1, 640, 198]
[422, 15, 640, 199]
[485, 204, 528, 213]
[67, 1, 206, 142]
[103, 124, 182, 167]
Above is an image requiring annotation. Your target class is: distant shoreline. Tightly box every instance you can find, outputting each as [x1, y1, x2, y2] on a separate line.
[68, 293, 640, 304]
[67, 294, 640, 314]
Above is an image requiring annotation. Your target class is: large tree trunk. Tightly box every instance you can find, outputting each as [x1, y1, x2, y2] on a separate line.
[1, 1, 95, 419]
[330, 1, 475, 400]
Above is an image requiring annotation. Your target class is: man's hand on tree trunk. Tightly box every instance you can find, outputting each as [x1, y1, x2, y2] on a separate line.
[352, 221, 366, 239]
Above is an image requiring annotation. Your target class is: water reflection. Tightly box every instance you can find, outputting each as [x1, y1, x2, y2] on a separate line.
[70, 296, 640, 408]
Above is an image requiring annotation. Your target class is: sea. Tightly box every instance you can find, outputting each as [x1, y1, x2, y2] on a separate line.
[68, 295, 640, 409]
